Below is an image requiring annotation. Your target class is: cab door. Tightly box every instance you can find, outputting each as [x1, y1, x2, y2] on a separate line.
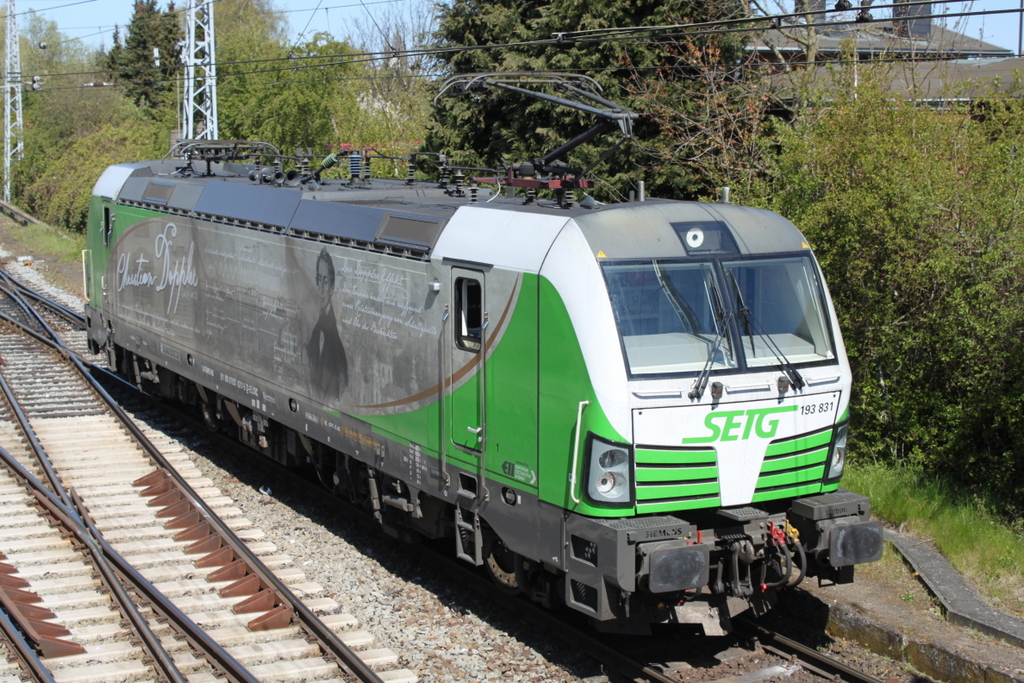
[86, 198, 115, 307]
[449, 268, 486, 452]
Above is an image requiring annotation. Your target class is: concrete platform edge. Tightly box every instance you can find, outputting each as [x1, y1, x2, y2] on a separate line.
[815, 529, 1024, 682]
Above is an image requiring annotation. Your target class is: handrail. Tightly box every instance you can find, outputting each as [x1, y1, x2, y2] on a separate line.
[569, 400, 590, 505]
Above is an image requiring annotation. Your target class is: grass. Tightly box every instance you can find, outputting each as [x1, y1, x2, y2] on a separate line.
[5, 222, 86, 262]
[845, 461, 1024, 617]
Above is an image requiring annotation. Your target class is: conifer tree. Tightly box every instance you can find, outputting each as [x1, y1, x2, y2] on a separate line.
[429, 0, 746, 200]
[106, 0, 183, 113]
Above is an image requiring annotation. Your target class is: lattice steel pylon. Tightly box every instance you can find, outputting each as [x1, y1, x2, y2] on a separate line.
[182, 0, 218, 140]
[4, 0, 23, 203]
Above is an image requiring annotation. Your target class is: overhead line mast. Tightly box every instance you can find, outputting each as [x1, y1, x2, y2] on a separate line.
[4, 0, 22, 203]
[182, 0, 218, 140]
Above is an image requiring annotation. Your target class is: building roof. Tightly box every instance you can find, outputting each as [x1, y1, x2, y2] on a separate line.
[750, 22, 1014, 61]
[770, 56, 1024, 104]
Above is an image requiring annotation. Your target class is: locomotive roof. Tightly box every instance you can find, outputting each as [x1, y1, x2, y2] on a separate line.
[94, 159, 810, 263]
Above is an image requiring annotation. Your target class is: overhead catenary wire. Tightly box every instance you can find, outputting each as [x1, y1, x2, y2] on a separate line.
[34, 46, 1019, 95]
[38, 0, 411, 48]
[28, 2, 1022, 83]
[19, 2, 1023, 92]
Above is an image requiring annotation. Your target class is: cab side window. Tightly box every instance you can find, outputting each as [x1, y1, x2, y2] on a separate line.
[103, 207, 112, 247]
[455, 277, 482, 352]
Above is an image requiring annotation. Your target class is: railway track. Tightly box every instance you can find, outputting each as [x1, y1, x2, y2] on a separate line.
[0, 272, 417, 682]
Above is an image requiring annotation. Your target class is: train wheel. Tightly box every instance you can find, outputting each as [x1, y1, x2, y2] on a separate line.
[200, 397, 220, 430]
[484, 536, 519, 594]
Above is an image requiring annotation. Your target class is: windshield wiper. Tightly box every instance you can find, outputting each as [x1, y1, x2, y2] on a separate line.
[688, 277, 732, 400]
[653, 261, 700, 334]
[726, 270, 805, 391]
[688, 309, 732, 400]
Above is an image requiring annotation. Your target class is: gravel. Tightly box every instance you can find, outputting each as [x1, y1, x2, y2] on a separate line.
[143, 424, 603, 682]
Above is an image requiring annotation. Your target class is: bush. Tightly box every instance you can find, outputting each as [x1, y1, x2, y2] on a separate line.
[757, 67, 1024, 515]
[19, 121, 168, 232]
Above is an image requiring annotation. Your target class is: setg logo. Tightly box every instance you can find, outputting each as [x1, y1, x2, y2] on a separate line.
[682, 405, 798, 444]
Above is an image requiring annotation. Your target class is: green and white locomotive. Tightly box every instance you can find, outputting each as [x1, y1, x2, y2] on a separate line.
[84, 135, 882, 633]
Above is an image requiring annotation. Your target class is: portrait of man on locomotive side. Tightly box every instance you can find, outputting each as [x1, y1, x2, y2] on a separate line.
[307, 247, 349, 403]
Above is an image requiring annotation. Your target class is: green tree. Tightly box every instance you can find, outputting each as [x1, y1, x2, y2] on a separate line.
[21, 120, 168, 230]
[9, 16, 153, 228]
[429, 0, 747, 200]
[215, 0, 364, 156]
[348, 2, 436, 157]
[105, 0, 183, 113]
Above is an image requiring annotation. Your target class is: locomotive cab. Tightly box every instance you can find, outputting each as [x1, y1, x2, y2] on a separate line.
[531, 200, 884, 630]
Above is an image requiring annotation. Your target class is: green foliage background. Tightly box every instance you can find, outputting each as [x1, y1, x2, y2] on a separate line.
[755, 67, 1024, 513]
[5, 0, 435, 229]
[429, 0, 747, 201]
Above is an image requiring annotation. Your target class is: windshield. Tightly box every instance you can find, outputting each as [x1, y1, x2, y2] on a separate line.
[603, 255, 836, 377]
[723, 256, 835, 367]
[604, 262, 735, 376]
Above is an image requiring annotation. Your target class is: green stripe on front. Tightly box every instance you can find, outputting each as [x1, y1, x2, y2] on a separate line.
[637, 496, 721, 513]
[759, 447, 829, 474]
[636, 448, 717, 464]
[635, 465, 718, 483]
[756, 465, 826, 489]
[752, 482, 823, 502]
[637, 481, 720, 499]
[765, 429, 832, 457]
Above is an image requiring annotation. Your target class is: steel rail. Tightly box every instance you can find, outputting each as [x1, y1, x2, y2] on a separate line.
[0, 286, 256, 682]
[0, 594, 56, 683]
[0, 275, 387, 683]
[0, 271, 65, 345]
[33, 488, 189, 683]
[0, 361, 74, 510]
[736, 617, 885, 683]
[0, 444, 186, 682]
[70, 489, 259, 683]
[0, 199, 41, 226]
[5, 278, 85, 328]
[0, 279, 48, 336]
[84, 356, 387, 683]
[0, 339, 261, 682]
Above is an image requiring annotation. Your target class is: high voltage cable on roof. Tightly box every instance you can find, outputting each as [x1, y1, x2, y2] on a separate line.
[22, 2, 1021, 87]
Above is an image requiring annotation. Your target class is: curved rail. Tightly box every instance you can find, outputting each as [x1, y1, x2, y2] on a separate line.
[0, 445, 191, 682]
[0, 268, 388, 683]
[736, 617, 885, 683]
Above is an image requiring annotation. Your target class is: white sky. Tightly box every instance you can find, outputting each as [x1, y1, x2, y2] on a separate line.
[12, 0, 1024, 57]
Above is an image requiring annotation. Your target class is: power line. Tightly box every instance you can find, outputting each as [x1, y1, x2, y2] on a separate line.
[558, 0, 976, 40]
[34, 45, 1024, 95]
[10, 0, 97, 20]
[40, 0, 413, 46]
[26, 1, 1022, 84]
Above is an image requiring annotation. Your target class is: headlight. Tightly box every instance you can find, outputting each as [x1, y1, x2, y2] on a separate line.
[585, 435, 633, 506]
[826, 421, 848, 481]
